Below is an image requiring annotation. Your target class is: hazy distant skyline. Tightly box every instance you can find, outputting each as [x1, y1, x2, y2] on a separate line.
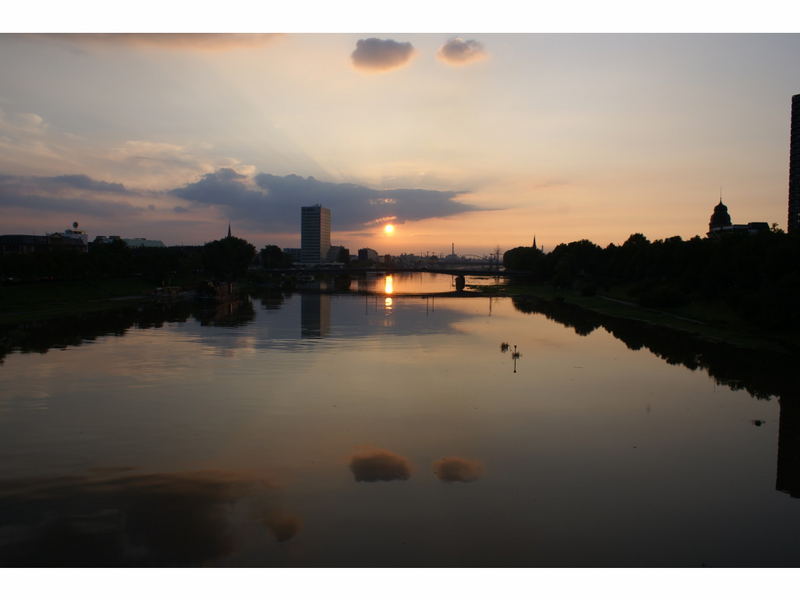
[1, 33, 799, 254]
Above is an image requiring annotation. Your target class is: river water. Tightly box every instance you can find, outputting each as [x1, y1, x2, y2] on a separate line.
[1, 273, 799, 566]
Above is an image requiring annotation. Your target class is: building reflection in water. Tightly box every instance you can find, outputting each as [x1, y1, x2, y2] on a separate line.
[777, 396, 800, 498]
[300, 294, 331, 338]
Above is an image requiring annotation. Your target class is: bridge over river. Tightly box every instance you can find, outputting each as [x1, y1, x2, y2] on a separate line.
[263, 266, 526, 277]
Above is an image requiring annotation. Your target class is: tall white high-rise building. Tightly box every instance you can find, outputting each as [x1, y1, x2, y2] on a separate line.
[301, 205, 331, 263]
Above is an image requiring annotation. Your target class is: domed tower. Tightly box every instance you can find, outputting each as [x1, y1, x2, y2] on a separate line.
[709, 196, 732, 234]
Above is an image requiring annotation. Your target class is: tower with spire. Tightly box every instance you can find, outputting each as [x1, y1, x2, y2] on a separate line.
[227, 222, 232, 239]
[709, 190, 732, 234]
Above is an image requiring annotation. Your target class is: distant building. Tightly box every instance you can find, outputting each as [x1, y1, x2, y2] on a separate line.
[0, 234, 85, 255]
[93, 235, 164, 248]
[358, 247, 378, 262]
[55, 222, 89, 248]
[709, 199, 732, 231]
[301, 205, 331, 263]
[122, 238, 165, 248]
[707, 197, 769, 236]
[326, 245, 349, 263]
[789, 94, 800, 234]
[93, 235, 122, 244]
[1, 221, 91, 255]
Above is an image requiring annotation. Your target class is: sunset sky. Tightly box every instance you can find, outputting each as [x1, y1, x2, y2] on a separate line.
[1, 33, 799, 255]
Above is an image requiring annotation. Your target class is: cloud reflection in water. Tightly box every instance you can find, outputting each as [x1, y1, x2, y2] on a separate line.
[0, 469, 293, 566]
[349, 448, 412, 482]
[433, 457, 484, 483]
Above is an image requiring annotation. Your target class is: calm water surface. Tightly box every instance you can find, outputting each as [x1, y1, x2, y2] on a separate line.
[1, 273, 799, 566]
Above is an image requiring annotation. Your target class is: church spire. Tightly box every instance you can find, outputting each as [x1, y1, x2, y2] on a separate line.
[533, 234, 537, 249]
[227, 222, 232, 238]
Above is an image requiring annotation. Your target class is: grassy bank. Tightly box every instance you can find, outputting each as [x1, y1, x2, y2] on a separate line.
[471, 280, 799, 355]
[0, 278, 158, 324]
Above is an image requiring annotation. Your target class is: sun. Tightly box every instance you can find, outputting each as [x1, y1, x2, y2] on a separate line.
[384, 223, 395, 235]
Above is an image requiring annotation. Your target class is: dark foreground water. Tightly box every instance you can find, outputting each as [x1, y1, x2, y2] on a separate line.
[1, 273, 799, 567]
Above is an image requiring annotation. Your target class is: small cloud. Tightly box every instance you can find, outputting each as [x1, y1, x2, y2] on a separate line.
[433, 457, 484, 482]
[349, 448, 412, 482]
[262, 511, 302, 542]
[11, 112, 47, 133]
[0, 108, 48, 135]
[364, 216, 398, 227]
[351, 38, 415, 73]
[437, 38, 487, 66]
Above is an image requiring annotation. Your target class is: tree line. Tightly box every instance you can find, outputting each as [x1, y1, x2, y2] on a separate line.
[0, 236, 276, 285]
[503, 231, 800, 331]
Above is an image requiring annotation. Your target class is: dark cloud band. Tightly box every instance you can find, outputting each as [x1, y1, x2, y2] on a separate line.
[172, 169, 480, 231]
[0, 173, 143, 217]
[0, 169, 483, 235]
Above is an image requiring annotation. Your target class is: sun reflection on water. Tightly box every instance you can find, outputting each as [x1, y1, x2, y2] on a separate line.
[384, 275, 393, 295]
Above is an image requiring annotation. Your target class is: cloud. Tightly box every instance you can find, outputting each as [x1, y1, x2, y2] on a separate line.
[0, 106, 254, 190]
[437, 38, 487, 66]
[30, 33, 281, 51]
[106, 140, 255, 189]
[351, 38, 415, 73]
[3, 112, 47, 134]
[262, 511, 302, 542]
[349, 448, 412, 482]
[48, 174, 127, 193]
[171, 169, 480, 231]
[0, 107, 47, 133]
[0, 470, 280, 566]
[0, 173, 145, 218]
[432, 457, 484, 482]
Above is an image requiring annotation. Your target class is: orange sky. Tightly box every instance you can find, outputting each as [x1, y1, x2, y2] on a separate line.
[1, 33, 798, 255]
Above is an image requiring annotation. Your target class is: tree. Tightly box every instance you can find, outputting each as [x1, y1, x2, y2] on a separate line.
[260, 244, 290, 268]
[201, 236, 255, 281]
[503, 246, 544, 274]
[89, 238, 133, 278]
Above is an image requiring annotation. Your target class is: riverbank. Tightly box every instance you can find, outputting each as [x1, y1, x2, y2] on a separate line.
[470, 280, 800, 356]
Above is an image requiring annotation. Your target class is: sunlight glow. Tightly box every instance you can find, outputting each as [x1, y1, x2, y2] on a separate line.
[384, 275, 393, 295]
[384, 297, 393, 308]
[384, 224, 395, 235]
